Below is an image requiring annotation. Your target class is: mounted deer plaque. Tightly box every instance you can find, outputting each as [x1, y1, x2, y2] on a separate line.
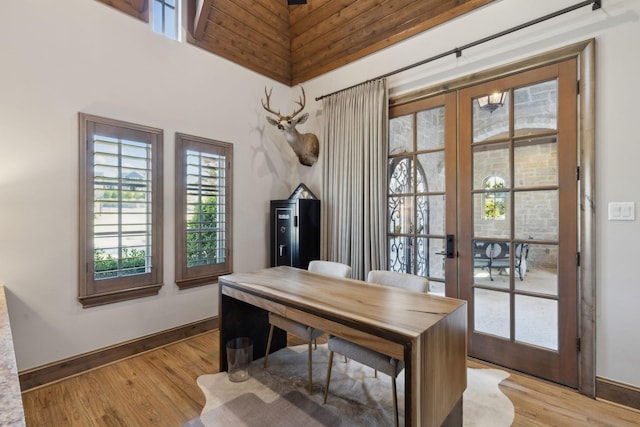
[262, 86, 319, 166]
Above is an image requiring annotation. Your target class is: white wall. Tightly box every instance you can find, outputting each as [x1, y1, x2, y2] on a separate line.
[1, 0, 638, 392]
[302, 0, 640, 389]
[0, 0, 305, 370]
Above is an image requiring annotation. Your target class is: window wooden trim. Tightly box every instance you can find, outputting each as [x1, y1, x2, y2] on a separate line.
[175, 133, 233, 290]
[78, 113, 164, 308]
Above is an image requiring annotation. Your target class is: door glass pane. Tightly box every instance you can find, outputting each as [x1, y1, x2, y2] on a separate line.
[515, 295, 558, 350]
[474, 193, 510, 239]
[429, 281, 445, 296]
[473, 142, 510, 189]
[514, 80, 558, 135]
[473, 240, 493, 286]
[389, 236, 410, 273]
[514, 190, 558, 240]
[473, 91, 510, 142]
[417, 107, 445, 150]
[417, 152, 445, 192]
[515, 243, 558, 296]
[389, 157, 413, 194]
[417, 195, 445, 235]
[474, 288, 510, 339]
[473, 240, 510, 290]
[514, 135, 558, 187]
[389, 196, 413, 234]
[416, 237, 445, 280]
[389, 115, 413, 154]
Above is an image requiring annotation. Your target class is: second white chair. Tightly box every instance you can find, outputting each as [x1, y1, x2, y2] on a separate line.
[323, 270, 429, 427]
[263, 260, 351, 393]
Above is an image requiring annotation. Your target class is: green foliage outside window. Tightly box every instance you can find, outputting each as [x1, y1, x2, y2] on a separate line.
[101, 190, 146, 201]
[94, 248, 147, 279]
[483, 176, 506, 220]
[187, 196, 220, 267]
[484, 198, 506, 219]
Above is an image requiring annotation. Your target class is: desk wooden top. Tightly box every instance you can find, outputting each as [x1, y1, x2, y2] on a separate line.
[219, 266, 466, 343]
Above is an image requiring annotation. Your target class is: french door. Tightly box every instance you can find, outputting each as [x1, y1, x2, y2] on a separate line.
[459, 60, 578, 387]
[388, 59, 579, 386]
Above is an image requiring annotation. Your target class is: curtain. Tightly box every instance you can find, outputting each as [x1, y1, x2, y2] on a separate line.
[320, 79, 388, 280]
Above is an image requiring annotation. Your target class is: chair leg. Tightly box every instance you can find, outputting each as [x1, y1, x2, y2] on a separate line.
[392, 375, 399, 427]
[323, 351, 334, 404]
[307, 340, 313, 394]
[263, 324, 274, 368]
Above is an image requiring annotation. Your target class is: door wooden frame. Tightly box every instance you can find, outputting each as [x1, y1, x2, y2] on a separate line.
[390, 39, 596, 397]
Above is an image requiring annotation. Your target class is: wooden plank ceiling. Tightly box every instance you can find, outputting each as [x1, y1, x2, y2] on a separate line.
[97, 0, 148, 21]
[97, 0, 495, 86]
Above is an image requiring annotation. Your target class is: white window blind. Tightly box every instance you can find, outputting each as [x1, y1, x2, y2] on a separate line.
[93, 136, 153, 279]
[185, 149, 226, 267]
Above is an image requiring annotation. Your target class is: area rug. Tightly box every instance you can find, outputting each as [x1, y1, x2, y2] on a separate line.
[190, 344, 514, 426]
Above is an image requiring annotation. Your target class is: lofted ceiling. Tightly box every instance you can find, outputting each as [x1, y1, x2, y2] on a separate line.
[97, 0, 495, 86]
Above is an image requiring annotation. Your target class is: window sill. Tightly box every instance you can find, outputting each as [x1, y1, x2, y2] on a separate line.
[79, 284, 163, 308]
[176, 274, 228, 290]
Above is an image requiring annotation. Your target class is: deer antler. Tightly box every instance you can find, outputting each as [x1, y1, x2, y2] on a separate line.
[289, 86, 306, 120]
[261, 86, 308, 120]
[261, 87, 281, 117]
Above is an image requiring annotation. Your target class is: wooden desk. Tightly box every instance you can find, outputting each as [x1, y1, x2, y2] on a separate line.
[219, 266, 467, 426]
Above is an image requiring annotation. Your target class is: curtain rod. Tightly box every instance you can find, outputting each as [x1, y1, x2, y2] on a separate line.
[315, 0, 602, 102]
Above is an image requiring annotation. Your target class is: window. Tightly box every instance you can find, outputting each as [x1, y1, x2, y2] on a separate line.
[79, 114, 164, 307]
[483, 175, 506, 220]
[175, 133, 233, 289]
[152, 0, 179, 40]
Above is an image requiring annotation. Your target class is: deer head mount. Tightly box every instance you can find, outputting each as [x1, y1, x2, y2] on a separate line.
[262, 86, 319, 167]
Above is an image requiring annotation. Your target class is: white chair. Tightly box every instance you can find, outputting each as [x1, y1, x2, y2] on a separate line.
[263, 260, 351, 393]
[323, 270, 429, 427]
[366, 269, 429, 293]
[308, 260, 352, 277]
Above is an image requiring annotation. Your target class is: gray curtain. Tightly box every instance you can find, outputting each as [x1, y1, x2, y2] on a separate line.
[320, 79, 388, 280]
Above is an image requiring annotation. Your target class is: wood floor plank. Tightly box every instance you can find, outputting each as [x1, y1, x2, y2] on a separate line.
[22, 331, 640, 426]
[468, 358, 640, 426]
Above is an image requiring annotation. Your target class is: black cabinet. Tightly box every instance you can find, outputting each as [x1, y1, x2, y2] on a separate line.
[270, 198, 320, 269]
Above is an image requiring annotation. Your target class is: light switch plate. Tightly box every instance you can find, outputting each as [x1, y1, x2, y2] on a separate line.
[608, 202, 635, 221]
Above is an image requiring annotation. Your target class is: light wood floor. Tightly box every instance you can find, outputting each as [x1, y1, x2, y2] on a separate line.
[21, 330, 640, 426]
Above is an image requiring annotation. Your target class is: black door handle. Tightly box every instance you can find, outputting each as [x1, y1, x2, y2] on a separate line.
[445, 234, 455, 258]
[436, 235, 455, 258]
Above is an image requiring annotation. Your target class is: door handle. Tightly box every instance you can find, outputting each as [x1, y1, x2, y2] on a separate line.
[436, 235, 455, 258]
[445, 234, 455, 258]
[279, 245, 287, 257]
[434, 235, 457, 258]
